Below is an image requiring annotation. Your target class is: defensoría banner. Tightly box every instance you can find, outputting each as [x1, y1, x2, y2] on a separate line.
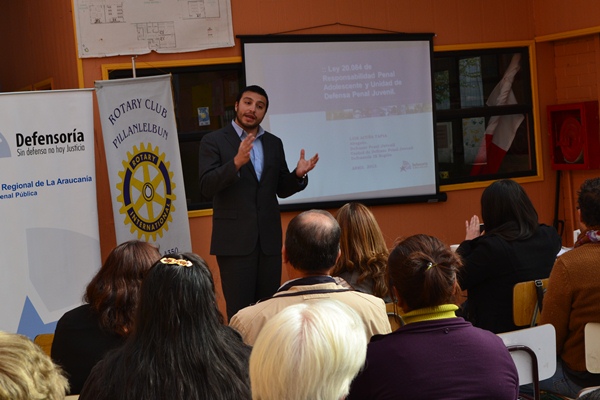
[0, 89, 100, 338]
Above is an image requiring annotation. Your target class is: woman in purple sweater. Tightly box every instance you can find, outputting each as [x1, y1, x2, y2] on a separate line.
[348, 234, 519, 400]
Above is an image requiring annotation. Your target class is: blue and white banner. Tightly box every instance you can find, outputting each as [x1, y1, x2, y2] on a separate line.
[95, 75, 191, 255]
[0, 89, 100, 338]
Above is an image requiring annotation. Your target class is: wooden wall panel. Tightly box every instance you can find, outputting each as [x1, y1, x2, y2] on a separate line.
[0, 1, 78, 92]
[534, 0, 600, 37]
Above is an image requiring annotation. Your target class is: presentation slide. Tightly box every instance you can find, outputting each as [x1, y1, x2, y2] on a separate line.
[242, 36, 439, 207]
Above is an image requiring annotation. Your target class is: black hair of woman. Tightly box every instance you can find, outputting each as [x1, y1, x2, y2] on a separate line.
[80, 253, 251, 400]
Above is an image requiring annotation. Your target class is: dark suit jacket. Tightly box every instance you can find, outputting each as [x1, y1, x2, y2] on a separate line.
[198, 123, 306, 256]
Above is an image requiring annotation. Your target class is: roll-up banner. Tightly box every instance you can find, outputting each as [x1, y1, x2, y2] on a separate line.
[0, 89, 100, 338]
[95, 75, 191, 255]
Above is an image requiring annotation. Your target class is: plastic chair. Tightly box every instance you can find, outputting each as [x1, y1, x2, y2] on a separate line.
[498, 324, 557, 400]
[575, 322, 600, 398]
[585, 322, 600, 373]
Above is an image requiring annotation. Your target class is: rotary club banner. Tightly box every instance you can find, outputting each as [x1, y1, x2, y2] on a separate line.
[95, 75, 191, 255]
[0, 89, 100, 338]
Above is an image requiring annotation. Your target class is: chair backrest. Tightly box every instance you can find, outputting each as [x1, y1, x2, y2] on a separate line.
[498, 324, 556, 386]
[585, 322, 600, 373]
[385, 302, 403, 331]
[513, 278, 549, 327]
[498, 324, 556, 400]
[33, 333, 54, 357]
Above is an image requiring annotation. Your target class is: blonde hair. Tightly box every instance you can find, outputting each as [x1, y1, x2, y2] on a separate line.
[0, 331, 69, 400]
[250, 300, 367, 400]
[333, 202, 389, 298]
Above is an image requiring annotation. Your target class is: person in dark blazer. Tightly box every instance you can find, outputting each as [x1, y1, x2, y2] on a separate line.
[457, 179, 562, 334]
[199, 85, 319, 319]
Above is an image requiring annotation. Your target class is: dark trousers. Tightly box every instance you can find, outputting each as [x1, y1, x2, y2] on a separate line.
[217, 244, 282, 321]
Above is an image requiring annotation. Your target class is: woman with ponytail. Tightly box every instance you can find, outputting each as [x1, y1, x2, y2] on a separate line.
[347, 234, 518, 400]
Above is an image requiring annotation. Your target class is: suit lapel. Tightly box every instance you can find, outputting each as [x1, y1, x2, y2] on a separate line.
[257, 131, 276, 182]
[224, 124, 241, 150]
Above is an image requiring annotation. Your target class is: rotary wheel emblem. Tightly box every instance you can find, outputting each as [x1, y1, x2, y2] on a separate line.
[116, 143, 176, 241]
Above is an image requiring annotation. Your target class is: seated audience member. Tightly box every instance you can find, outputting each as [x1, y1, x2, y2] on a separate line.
[0, 331, 69, 400]
[538, 177, 600, 398]
[51, 240, 160, 394]
[250, 300, 367, 400]
[457, 179, 562, 333]
[348, 234, 519, 400]
[332, 202, 391, 302]
[80, 253, 251, 400]
[229, 209, 391, 346]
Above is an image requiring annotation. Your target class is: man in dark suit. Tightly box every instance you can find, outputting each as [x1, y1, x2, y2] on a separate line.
[199, 85, 319, 319]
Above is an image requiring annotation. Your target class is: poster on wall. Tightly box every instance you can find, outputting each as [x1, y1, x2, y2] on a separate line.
[0, 89, 100, 338]
[96, 75, 192, 255]
[73, 0, 234, 57]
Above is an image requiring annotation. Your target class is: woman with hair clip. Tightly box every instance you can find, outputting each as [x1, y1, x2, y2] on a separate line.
[52, 240, 161, 394]
[332, 202, 391, 302]
[347, 234, 518, 400]
[457, 179, 562, 333]
[79, 253, 251, 400]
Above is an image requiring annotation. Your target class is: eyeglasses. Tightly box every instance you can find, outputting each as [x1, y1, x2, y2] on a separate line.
[159, 257, 193, 267]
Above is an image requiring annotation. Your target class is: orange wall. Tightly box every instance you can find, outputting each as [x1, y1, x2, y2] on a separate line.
[78, 0, 540, 258]
[4, 0, 600, 316]
[0, 1, 79, 91]
[533, 0, 600, 38]
[548, 35, 600, 240]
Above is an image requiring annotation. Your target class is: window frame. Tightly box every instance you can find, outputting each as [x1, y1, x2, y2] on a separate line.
[433, 41, 544, 192]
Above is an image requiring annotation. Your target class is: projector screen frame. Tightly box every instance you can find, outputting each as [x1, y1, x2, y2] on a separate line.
[238, 33, 447, 212]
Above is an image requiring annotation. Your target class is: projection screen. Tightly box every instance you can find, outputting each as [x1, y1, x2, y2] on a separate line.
[239, 33, 445, 210]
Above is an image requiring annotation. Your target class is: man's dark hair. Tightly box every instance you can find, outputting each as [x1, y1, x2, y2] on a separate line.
[578, 177, 600, 228]
[236, 85, 269, 111]
[285, 210, 341, 272]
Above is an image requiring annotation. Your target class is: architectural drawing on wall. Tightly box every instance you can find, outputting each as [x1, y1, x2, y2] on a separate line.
[89, 4, 125, 24]
[186, 1, 221, 19]
[135, 22, 176, 50]
[74, 0, 233, 57]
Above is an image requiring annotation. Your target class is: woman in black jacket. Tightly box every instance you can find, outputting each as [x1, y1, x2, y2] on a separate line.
[457, 179, 562, 333]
